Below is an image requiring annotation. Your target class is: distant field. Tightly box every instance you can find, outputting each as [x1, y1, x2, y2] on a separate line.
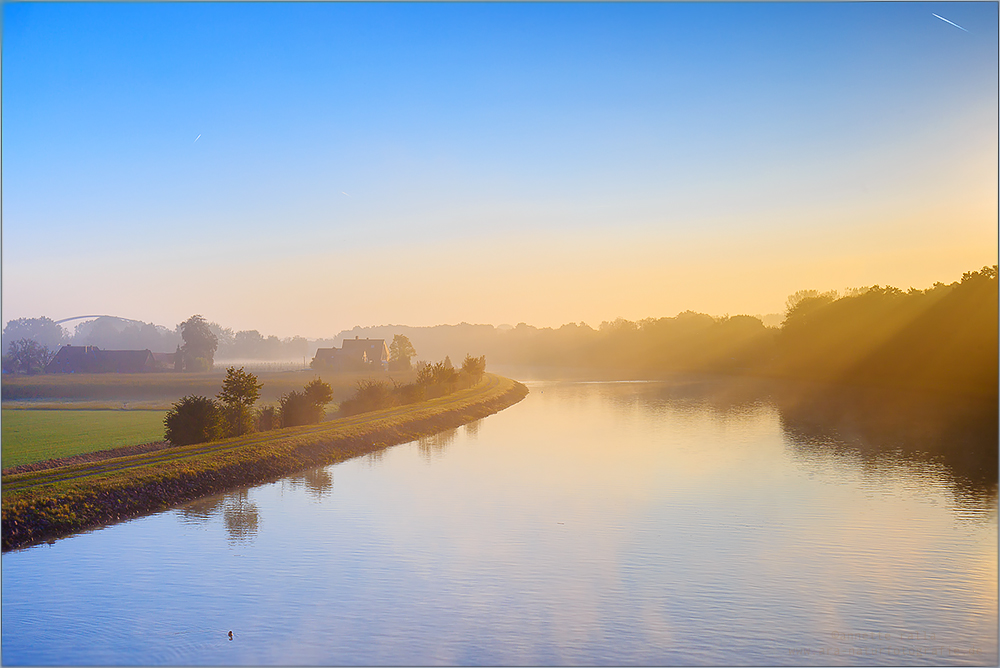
[1, 369, 418, 404]
[0, 369, 421, 468]
[2, 410, 169, 468]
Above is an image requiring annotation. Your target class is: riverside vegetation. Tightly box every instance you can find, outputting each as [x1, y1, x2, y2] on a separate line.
[163, 354, 487, 446]
[2, 368, 527, 551]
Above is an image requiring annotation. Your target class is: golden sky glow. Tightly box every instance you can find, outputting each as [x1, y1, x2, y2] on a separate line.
[3, 3, 996, 337]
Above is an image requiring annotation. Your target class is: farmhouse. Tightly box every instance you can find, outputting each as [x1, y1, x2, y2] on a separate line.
[46, 345, 175, 373]
[312, 337, 389, 371]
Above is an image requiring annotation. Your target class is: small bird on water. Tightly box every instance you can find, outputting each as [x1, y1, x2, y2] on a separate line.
[228, 631, 233, 641]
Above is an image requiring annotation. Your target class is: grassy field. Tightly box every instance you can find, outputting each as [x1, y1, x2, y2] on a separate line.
[2, 374, 528, 551]
[1, 368, 418, 404]
[0, 369, 418, 468]
[2, 410, 168, 468]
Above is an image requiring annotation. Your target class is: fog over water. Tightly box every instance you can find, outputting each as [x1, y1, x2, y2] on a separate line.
[2, 380, 994, 666]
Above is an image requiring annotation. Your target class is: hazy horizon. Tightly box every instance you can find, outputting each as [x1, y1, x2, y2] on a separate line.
[3, 2, 997, 340]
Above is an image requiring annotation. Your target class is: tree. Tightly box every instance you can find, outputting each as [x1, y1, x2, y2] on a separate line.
[278, 390, 312, 427]
[257, 405, 278, 431]
[304, 378, 333, 419]
[460, 354, 487, 383]
[338, 379, 395, 416]
[2, 317, 65, 353]
[217, 367, 262, 437]
[4, 339, 55, 375]
[164, 395, 223, 445]
[389, 334, 417, 371]
[416, 361, 435, 385]
[179, 315, 218, 371]
[280, 379, 333, 426]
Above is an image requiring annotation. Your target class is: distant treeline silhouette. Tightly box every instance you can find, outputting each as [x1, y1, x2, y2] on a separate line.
[4, 266, 995, 398]
[771, 266, 997, 395]
[495, 265, 997, 396]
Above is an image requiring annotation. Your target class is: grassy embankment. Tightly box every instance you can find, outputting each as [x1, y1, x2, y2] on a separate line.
[1, 368, 418, 469]
[2, 374, 527, 551]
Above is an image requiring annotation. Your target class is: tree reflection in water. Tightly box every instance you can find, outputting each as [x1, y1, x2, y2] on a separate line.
[637, 375, 997, 513]
[177, 496, 225, 524]
[223, 490, 259, 542]
[285, 467, 334, 500]
[778, 395, 998, 516]
[463, 419, 482, 439]
[418, 427, 457, 462]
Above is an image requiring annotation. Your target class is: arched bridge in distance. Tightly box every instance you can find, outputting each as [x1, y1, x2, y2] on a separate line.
[53, 315, 149, 327]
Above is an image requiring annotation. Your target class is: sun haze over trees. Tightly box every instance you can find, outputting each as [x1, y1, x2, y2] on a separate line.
[3, 266, 994, 402]
[773, 265, 998, 395]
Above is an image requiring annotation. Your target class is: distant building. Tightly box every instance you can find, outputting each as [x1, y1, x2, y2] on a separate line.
[150, 351, 178, 371]
[46, 345, 175, 373]
[311, 337, 390, 371]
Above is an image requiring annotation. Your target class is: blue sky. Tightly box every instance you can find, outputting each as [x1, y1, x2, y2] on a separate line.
[3, 2, 997, 338]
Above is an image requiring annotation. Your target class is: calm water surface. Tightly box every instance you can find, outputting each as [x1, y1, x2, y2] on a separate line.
[2, 381, 996, 665]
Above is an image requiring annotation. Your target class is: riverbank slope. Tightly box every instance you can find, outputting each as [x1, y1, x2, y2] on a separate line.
[2, 374, 527, 551]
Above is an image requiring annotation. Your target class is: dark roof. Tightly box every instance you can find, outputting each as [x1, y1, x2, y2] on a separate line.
[312, 339, 389, 368]
[46, 346, 158, 373]
[150, 352, 177, 369]
[340, 338, 389, 362]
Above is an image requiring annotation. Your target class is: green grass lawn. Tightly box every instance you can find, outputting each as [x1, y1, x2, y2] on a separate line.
[2, 410, 168, 468]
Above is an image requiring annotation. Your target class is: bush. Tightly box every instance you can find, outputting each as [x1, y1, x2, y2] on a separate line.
[189, 357, 211, 372]
[278, 390, 318, 427]
[278, 379, 334, 427]
[303, 379, 333, 419]
[339, 379, 396, 416]
[461, 354, 486, 384]
[257, 405, 278, 431]
[164, 395, 223, 445]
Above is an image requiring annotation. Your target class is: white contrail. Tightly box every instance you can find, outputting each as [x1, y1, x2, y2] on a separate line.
[194, 134, 202, 142]
[932, 13, 969, 32]
[341, 191, 351, 196]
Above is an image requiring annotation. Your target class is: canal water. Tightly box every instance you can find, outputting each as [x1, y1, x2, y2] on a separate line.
[2, 380, 996, 665]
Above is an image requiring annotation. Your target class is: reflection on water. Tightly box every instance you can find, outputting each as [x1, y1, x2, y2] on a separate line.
[223, 491, 259, 543]
[286, 467, 334, 500]
[418, 426, 457, 462]
[1, 379, 995, 666]
[176, 489, 261, 543]
[178, 495, 225, 523]
[463, 418, 482, 439]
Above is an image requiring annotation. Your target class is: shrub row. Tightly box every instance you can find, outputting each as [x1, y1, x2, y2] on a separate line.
[339, 354, 486, 416]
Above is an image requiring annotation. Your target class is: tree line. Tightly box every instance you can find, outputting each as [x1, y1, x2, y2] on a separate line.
[164, 354, 488, 446]
[164, 367, 335, 445]
[5, 265, 996, 398]
[504, 265, 997, 395]
[0, 314, 311, 372]
[338, 354, 487, 415]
